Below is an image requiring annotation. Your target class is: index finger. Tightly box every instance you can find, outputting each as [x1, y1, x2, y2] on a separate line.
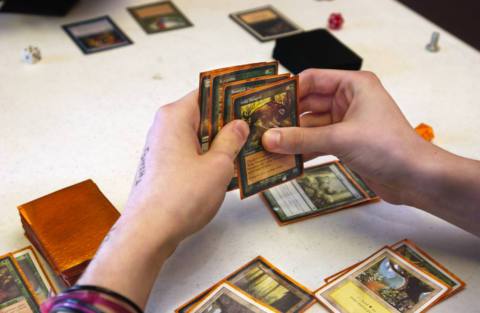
[299, 69, 350, 100]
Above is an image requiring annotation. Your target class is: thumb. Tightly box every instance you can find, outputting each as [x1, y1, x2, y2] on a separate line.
[262, 125, 341, 155]
[208, 120, 249, 162]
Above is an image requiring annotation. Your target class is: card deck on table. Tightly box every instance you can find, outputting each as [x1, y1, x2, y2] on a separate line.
[128, 1, 192, 34]
[63, 16, 133, 54]
[186, 282, 279, 313]
[176, 256, 315, 313]
[233, 77, 303, 198]
[198, 61, 278, 152]
[230, 6, 302, 42]
[13, 247, 56, 303]
[315, 247, 450, 313]
[262, 161, 374, 225]
[0, 254, 39, 313]
[338, 161, 378, 199]
[391, 239, 465, 298]
[223, 73, 291, 191]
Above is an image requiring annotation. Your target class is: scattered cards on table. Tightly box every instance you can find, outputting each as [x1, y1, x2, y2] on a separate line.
[197, 61, 303, 198]
[262, 160, 379, 225]
[0, 246, 58, 313]
[128, 1, 192, 34]
[63, 16, 133, 54]
[175, 240, 465, 313]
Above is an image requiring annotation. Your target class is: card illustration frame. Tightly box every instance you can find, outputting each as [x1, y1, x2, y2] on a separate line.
[175, 256, 316, 313]
[127, 1, 193, 34]
[62, 16, 133, 55]
[229, 5, 303, 42]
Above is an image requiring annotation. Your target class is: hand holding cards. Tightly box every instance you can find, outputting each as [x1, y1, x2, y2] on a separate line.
[198, 62, 303, 198]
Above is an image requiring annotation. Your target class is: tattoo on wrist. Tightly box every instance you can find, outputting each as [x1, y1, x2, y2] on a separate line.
[134, 146, 150, 186]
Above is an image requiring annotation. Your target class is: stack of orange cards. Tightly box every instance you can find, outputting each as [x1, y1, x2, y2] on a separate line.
[17, 179, 120, 286]
[198, 61, 303, 198]
[175, 256, 316, 313]
[315, 239, 465, 313]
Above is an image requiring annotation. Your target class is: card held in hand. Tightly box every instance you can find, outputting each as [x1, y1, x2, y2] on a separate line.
[233, 77, 303, 198]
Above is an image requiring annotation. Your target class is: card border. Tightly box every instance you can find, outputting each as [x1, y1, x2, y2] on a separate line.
[229, 5, 303, 42]
[232, 76, 304, 199]
[314, 247, 451, 313]
[127, 0, 193, 34]
[62, 15, 133, 55]
[261, 160, 373, 226]
[175, 255, 316, 313]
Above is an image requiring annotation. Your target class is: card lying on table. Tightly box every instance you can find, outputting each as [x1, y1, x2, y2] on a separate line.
[233, 77, 303, 198]
[262, 160, 378, 225]
[315, 247, 450, 313]
[230, 6, 302, 42]
[176, 256, 315, 313]
[13, 246, 57, 303]
[317, 239, 465, 313]
[128, 1, 192, 34]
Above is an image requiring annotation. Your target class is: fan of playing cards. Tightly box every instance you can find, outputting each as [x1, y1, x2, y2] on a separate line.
[198, 61, 303, 198]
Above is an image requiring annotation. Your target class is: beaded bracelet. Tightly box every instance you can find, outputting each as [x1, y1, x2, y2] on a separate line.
[41, 285, 142, 313]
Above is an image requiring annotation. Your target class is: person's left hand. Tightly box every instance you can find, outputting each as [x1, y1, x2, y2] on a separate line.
[125, 90, 249, 244]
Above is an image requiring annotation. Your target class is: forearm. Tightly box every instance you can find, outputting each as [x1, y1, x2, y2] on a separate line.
[78, 209, 179, 308]
[406, 143, 480, 236]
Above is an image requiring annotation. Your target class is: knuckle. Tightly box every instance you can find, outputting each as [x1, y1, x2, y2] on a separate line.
[359, 71, 380, 85]
[292, 128, 306, 153]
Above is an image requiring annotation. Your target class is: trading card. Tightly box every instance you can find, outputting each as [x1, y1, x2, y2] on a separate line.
[187, 282, 278, 313]
[262, 161, 368, 225]
[315, 247, 450, 313]
[230, 6, 302, 42]
[176, 256, 315, 313]
[197, 62, 278, 153]
[13, 247, 56, 303]
[63, 16, 133, 54]
[128, 1, 192, 34]
[233, 77, 303, 198]
[0, 254, 39, 313]
[391, 239, 465, 297]
[210, 62, 278, 140]
[223, 73, 291, 191]
[338, 162, 378, 199]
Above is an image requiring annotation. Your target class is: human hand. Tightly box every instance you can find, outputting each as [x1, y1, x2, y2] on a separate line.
[125, 90, 249, 244]
[262, 69, 433, 205]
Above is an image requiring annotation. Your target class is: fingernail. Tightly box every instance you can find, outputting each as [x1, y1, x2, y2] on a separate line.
[265, 130, 281, 147]
[233, 120, 249, 141]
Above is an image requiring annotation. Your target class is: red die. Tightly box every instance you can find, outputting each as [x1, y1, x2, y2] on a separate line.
[328, 13, 344, 30]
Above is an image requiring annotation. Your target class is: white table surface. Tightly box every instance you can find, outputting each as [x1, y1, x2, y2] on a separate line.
[1, 0, 479, 312]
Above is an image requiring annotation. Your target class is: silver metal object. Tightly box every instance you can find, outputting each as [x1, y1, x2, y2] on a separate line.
[426, 32, 440, 52]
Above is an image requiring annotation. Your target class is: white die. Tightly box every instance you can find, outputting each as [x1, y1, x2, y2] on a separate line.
[21, 46, 42, 64]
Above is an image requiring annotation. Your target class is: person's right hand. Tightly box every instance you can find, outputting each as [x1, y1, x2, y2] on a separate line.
[262, 69, 436, 206]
